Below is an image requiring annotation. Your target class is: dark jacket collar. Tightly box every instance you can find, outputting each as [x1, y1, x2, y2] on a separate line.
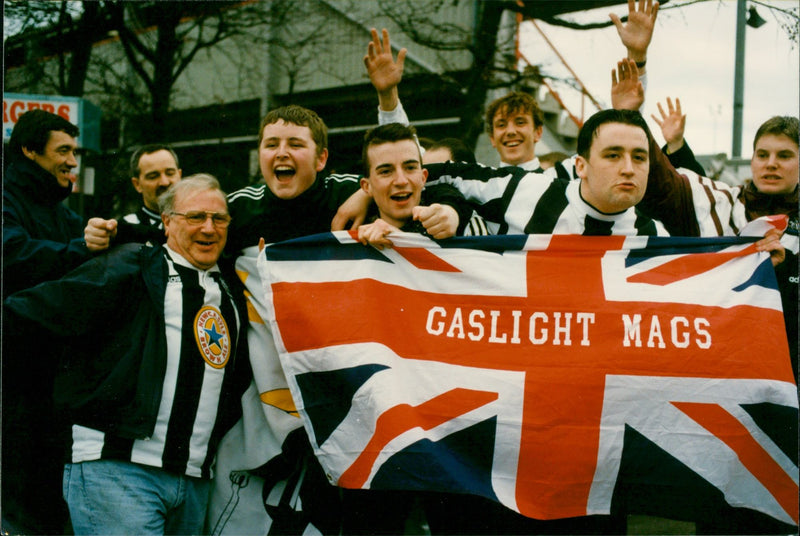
[742, 180, 799, 221]
[5, 157, 73, 206]
[260, 174, 327, 206]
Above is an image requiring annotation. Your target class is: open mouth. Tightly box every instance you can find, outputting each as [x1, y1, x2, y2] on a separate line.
[274, 166, 296, 180]
[390, 192, 412, 201]
[503, 140, 522, 147]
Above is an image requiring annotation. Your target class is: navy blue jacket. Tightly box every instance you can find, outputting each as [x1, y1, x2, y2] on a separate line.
[2, 157, 89, 298]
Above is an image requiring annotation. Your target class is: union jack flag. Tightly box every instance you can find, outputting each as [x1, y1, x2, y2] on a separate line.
[256, 224, 798, 527]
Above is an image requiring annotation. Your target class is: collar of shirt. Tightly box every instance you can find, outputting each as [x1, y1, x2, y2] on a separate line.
[141, 205, 161, 224]
[502, 157, 541, 172]
[162, 243, 221, 274]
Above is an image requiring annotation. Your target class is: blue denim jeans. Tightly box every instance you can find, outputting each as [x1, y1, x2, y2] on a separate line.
[63, 460, 211, 535]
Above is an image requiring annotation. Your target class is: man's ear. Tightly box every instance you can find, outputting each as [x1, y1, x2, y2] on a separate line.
[131, 176, 143, 194]
[21, 146, 37, 161]
[574, 155, 588, 180]
[421, 168, 428, 185]
[533, 124, 544, 143]
[360, 177, 372, 196]
[161, 213, 170, 237]
[315, 148, 329, 173]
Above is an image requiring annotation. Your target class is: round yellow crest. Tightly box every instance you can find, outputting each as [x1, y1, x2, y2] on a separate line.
[194, 306, 230, 368]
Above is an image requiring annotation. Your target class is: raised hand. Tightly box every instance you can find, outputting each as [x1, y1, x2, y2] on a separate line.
[651, 97, 686, 153]
[610, 0, 659, 64]
[610, 58, 644, 111]
[364, 28, 407, 111]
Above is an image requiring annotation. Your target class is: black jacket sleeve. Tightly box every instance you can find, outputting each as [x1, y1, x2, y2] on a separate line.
[663, 140, 706, 177]
[115, 219, 166, 245]
[637, 138, 702, 237]
[4, 244, 145, 338]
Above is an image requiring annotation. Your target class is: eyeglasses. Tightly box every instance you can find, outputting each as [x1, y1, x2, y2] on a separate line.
[171, 211, 232, 228]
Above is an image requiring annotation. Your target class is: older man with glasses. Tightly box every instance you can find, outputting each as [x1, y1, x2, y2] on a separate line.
[4, 174, 251, 535]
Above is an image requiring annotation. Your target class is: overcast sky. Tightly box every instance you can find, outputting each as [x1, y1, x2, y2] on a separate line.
[520, 0, 799, 157]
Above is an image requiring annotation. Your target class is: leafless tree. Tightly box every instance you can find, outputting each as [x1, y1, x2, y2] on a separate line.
[4, 0, 114, 97]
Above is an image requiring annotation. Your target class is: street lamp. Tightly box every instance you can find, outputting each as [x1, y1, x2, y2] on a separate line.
[732, 0, 767, 157]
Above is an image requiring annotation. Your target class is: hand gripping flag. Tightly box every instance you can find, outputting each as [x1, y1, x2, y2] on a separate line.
[254, 224, 797, 527]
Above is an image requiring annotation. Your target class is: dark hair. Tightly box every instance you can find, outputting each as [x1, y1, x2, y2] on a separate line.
[129, 143, 180, 177]
[362, 122, 421, 176]
[427, 137, 476, 164]
[258, 105, 328, 155]
[417, 136, 436, 150]
[8, 109, 79, 161]
[576, 109, 652, 159]
[752, 116, 799, 150]
[485, 92, 544, 135]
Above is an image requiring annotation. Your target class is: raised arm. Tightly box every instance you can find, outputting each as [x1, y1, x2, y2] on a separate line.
[364, 28, 406, 114]
[651, 97, 707, 176]
[610, 58, 644, 111]
[610, 0, 659, 74]
[652, 97, 686, 154]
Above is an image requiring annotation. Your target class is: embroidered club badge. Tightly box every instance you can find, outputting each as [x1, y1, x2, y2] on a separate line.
[194, 306, 230, 368]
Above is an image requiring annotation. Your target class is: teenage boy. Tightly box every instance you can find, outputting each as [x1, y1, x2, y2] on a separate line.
[357, 123, 469, 248]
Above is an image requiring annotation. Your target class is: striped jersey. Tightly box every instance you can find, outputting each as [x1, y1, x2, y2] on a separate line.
[70, 246, 242, 478]
[425, 162, 668, 236]
[641, 166, 799, 254]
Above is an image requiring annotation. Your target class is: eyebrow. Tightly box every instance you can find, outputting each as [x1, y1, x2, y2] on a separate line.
[145, 168, 176, 176]
[375, 158, 420, 169]
[263, 136, 307, 143]
[600, 146, 648, 154]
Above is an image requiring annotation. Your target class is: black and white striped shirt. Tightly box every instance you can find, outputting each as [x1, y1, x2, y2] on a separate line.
[70, 246, 241, 478]
[426, 162, 668, 237]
